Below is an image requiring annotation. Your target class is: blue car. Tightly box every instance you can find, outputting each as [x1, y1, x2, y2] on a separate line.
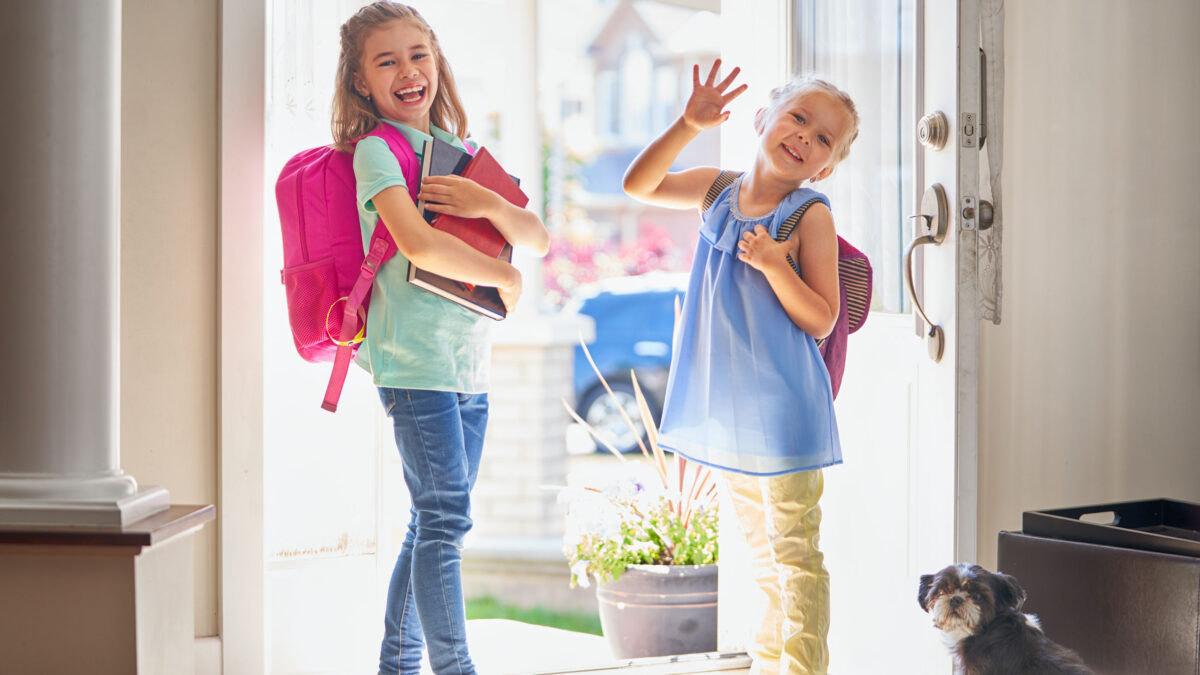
[564, 274, 687, 454]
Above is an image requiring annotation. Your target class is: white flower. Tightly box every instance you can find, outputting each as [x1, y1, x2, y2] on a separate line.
[570, 560, 592, 588]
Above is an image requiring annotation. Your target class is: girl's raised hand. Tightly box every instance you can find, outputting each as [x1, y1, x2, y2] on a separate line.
[682, 60, 748, 132]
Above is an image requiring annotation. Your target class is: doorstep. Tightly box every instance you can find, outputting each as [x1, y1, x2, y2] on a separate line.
[431, 619, 751, 675]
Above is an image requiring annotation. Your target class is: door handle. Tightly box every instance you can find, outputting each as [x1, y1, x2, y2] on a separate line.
[905, 184, 948, 362]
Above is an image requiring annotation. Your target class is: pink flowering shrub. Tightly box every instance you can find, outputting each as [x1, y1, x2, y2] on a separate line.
[543, 223, 687, 308]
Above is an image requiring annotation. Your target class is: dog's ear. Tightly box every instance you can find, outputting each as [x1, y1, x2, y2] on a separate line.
[993, 572, 1026, 611]
[918, 574, 934, 611]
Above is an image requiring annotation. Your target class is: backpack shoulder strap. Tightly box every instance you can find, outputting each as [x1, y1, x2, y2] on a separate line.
[702, 170, 742, 212]
[775, 198, 874, 335]
[775, 196, 826, 243]
[361, 122, 420, 198]
[322, 123, 421, 413]
[774, 196, 827, 278]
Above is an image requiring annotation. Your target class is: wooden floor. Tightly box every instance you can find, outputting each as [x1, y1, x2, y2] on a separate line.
[432, 620, 752, 674]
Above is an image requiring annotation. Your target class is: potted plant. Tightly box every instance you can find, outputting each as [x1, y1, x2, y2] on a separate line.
[560, 340, 719, 659]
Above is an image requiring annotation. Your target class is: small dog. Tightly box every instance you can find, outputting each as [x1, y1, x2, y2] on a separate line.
[918, 563, 1093, 675]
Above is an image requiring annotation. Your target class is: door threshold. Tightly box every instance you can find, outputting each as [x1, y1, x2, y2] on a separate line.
[456, 619, 750, 674]
[517, 651, 752, 675]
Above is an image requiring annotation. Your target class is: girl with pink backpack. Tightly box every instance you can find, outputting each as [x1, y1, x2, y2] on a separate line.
[327, 3, 548, 673]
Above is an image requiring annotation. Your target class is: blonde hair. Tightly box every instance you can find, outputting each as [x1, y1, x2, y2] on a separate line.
[768, 76, 859, 164]
[331, 1, 469, 151]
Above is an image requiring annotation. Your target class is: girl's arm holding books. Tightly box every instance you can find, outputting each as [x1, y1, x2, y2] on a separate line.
[372, 185, 523, 310]
[737, 205, 840, 339]
[418, 175, 550, 255]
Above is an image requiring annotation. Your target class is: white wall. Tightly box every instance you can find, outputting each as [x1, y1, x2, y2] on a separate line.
[120, 0, 219, 636]
[978, 0, 1200, 566]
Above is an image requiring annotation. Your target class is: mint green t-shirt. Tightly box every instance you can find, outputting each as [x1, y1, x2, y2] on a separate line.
[352, 120, 492, 393]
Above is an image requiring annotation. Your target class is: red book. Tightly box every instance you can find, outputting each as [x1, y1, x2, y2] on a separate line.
[406, 147, 528, 320]
[434, 147, 527, 258]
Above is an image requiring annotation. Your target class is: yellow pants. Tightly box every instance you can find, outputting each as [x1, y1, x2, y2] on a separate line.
[724, 469, 829, 675]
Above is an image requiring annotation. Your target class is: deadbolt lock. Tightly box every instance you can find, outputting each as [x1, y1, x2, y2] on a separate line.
[918, 111, 950, 151]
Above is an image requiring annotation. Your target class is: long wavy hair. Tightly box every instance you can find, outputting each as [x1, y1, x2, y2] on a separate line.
[331, 2, 469, 151]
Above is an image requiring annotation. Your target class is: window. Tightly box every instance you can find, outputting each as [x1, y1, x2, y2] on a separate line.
[654, 64, 677, 132]
[596, 69, 619, 138]
[794, 0, 916, 312]
[540, 0, 720, 308]
[619, 39, 653, 141]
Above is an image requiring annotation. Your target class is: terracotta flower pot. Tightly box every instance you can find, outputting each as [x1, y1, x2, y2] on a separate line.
[595, 563, 718, 658]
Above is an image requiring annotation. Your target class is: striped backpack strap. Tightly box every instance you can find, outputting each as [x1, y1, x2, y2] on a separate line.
[775, 196, 826, 278]
[837, 240, 873, 333]
[701, 170, 742, 212]
[776, 199, 874, 335]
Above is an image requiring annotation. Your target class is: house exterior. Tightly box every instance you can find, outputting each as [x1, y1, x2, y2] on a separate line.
[542, 0, 721, 304]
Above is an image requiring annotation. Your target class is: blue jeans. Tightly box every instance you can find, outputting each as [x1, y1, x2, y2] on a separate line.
[377, 388, 487, 675]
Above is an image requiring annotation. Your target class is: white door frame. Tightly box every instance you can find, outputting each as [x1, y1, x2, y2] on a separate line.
[714, 0, 794, 654]
[215, 0, 981, 671]
[953, 0, 982, 567]
[919, 0, 981, 566]
[218, 0, 267, 672]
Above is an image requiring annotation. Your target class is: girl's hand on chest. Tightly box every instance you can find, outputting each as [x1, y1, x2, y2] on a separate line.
[737, 225, 795, 273]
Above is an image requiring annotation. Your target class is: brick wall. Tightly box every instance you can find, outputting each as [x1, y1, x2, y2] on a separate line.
[472, 315, 593, 540]
[463, 315, 596, 612]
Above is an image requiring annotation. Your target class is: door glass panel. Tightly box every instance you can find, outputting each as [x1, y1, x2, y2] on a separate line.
[794, 0, 916, 313]
[787, 3, 956, 673]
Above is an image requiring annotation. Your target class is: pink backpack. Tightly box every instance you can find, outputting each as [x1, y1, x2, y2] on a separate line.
[275, 123, 418, 412]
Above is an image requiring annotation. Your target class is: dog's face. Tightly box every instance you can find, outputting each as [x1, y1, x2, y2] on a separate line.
[918, 563, 1026, 643]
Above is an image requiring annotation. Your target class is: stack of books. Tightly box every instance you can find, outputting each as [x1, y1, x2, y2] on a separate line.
[408, 139, 528, 320]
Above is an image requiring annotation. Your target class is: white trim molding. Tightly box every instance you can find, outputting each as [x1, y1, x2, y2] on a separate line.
[218, 0, 266, 672]
[195, 636, 223, 675]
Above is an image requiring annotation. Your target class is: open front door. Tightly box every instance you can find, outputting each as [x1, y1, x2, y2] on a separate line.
[904, 0, 983, 667]
[718, 1, 981, 672]
[913, 0, 981, 571]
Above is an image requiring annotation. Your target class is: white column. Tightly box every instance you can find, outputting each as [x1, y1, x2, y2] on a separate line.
[0, 0, 166, 526]
[500, 0, 545, 309]
[716, 0, 791, 650]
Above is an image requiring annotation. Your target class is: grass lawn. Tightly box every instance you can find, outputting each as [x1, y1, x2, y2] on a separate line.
[466, 595, 603, 636]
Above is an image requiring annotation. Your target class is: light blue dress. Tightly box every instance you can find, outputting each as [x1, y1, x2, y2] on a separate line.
[657, 176, 842, 475]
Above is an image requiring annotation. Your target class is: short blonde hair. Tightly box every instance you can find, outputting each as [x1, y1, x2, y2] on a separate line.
[767, 77, 859, 164]
[331, 2, 469, 151]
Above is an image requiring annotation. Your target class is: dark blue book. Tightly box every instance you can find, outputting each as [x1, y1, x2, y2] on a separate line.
[416, 138, 472, 222]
